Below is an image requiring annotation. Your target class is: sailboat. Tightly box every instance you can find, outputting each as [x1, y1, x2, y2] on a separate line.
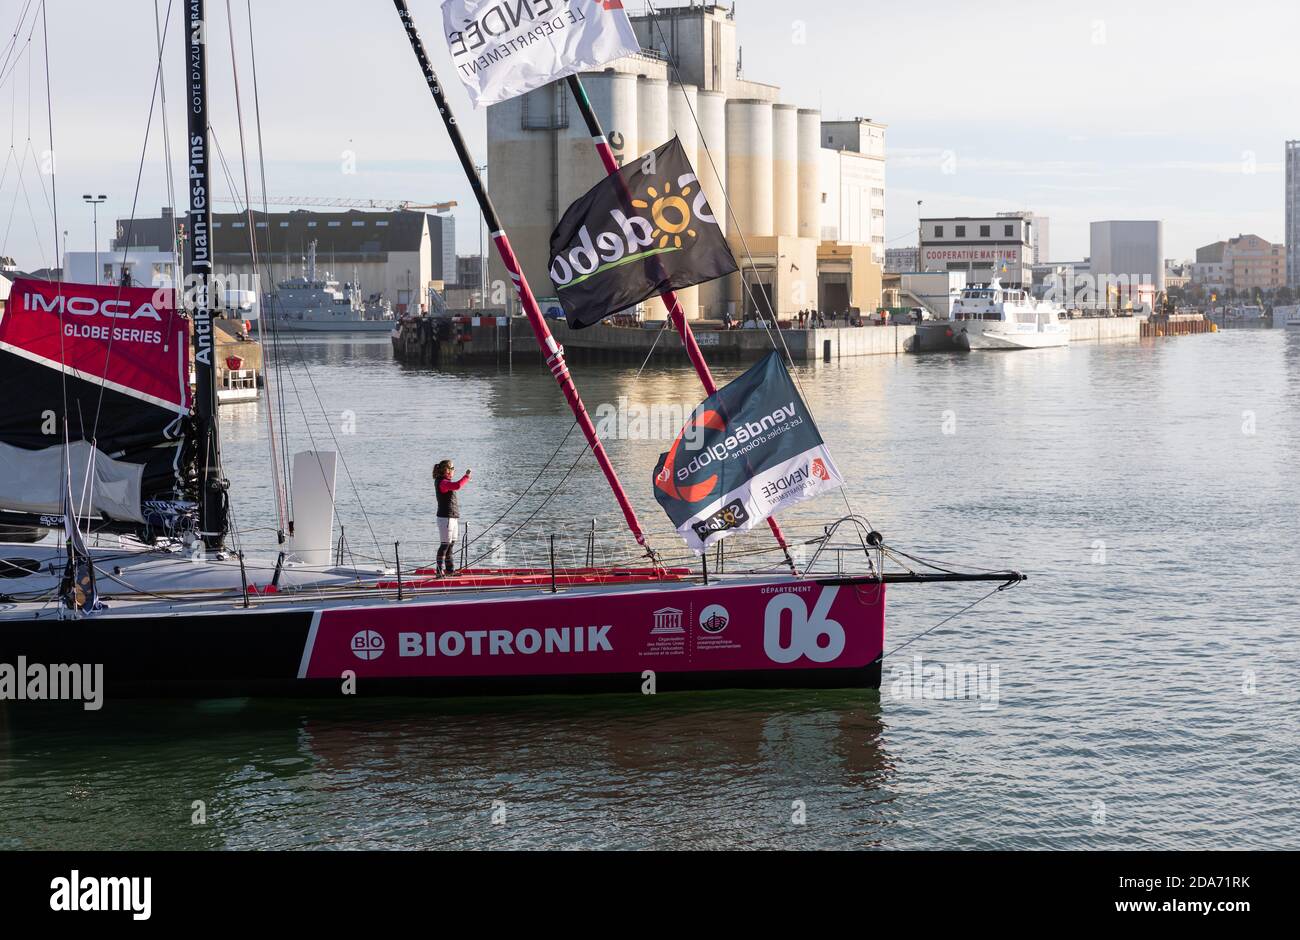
[0, 1, 1023, 698]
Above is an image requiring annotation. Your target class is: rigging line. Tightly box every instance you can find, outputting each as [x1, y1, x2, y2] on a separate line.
[633, 315, 672, 378]
[883, 579, 1020, 659]
[462, 419, 579, 556]
[266, 290, 294, 517]
[639, 4, 793, 361]
[38, 0, 56, 268]
[271, 328, 387, 564]
[152, 0, 177, 248]
[885, 545, 1018, 577]
[254, 248, 297, 507]
[637, 4, 826, 417]
[241, 0, 292, 534]
[0, 0, 32, 71]
[34, 12, 70, 577]
[0, 0, 36, 93]
[627, 13, 806, 377]
[20, 136, 51, 221]
[7, 44, 13, 149]
[210, 129, 246, 213]
[0, 146, 13, 199]
[85, 0, 176, 507]
[223, 0, 286, 537]
[642, 2, 874, 544]
[1, 147, 44, 266]
[463, 430, 591, 572]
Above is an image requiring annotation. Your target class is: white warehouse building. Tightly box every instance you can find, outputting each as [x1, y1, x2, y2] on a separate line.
[486, 3, 883, 321]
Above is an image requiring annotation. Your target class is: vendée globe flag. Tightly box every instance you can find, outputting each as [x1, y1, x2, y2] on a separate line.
[442, 0, 640, 108]
[549, 137, 738, 328]
[653, 352, 844, 553]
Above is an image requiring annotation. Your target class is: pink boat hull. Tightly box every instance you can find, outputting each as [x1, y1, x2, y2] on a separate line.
[301, 578, 886, 690]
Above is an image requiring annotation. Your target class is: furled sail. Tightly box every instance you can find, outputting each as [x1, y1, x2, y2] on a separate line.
[0, 277, 195, 537]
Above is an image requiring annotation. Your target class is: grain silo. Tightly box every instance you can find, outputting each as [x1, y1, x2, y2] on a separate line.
[695, 90, 727, 235]
[665, 83, 700, 320]
[796, 109, 822, 241]
[696, 89, 729, 318]
[725, 99, 774, 239]
[771, 104, 799, 238]
[585, 70, 640, 181]
[636, 76, 668, 160]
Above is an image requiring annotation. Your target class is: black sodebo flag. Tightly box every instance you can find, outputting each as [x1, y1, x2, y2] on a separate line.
[548, 137, 738, 329]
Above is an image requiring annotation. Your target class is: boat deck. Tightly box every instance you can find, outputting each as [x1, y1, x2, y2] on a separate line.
[0, 563, 832, 622]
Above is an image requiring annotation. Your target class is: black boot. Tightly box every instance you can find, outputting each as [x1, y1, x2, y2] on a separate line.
[436, 545, 449, 577]
[444, 542, 457, 577]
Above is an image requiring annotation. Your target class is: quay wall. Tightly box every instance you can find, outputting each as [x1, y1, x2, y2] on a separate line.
[392, 316, 1163, 367]
[391, 317, 918, 365]
[1067, 317, 1143, 344]
[214, 317, 262, 377]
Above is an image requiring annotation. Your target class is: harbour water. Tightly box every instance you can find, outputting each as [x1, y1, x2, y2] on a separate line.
[2, 330, 1297, 849]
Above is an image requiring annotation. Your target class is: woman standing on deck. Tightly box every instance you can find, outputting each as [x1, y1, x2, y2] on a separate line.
[433, 460, 472, 577]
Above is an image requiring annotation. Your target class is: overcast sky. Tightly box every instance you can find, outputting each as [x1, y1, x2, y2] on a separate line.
[1, 0, 1297, 272]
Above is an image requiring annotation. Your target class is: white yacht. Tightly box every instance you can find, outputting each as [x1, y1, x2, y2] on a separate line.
[950, 280, 1071, 350]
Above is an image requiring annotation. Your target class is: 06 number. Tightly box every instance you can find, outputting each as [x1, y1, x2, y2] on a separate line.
[763, 587, 846, 664]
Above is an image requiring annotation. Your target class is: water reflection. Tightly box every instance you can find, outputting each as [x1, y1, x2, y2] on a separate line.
[0, 692, 891, 849]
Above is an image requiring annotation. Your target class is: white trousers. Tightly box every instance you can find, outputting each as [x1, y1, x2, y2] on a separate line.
[437, 517, 459, 544]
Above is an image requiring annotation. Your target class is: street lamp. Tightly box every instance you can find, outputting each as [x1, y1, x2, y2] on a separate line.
[82, 194, 107, 285]
[916, 199, 923, 272]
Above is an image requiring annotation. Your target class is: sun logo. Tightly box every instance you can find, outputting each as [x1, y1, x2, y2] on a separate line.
[633, 180, 697, 250]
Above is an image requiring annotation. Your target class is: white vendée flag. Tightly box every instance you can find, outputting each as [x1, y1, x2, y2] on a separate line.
[442, 0, 640, 108]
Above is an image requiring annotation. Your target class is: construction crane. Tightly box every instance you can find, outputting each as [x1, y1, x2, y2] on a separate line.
[215, 196, 457, 213]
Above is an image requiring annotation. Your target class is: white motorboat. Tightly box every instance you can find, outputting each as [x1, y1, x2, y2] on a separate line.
[950, 280, 1071, 350]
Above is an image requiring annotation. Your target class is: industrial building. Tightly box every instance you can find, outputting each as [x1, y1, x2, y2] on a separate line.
[485, 2, 884, 321]
[884, 247, 919, 274]
[1287, 140, 1299, 289]
[918, 215, 1035, 287]
[820, 119, 887, 264]
[114, 206, 455, 315]
[1090, 220, 1165, 298]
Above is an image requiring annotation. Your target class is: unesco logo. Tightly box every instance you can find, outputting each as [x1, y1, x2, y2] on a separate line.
[351, 630, 385, 661]
[699, 604, 729, 634]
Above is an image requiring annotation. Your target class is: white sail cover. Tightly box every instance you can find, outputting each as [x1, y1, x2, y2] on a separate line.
[0, 440, 145, 523]
[441, 0, 639, 108]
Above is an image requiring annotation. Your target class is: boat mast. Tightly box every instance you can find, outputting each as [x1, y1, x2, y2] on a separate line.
[390, 1, 650, 548]
[186, 0, 229, 552]
[563, 76, 795, 569]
